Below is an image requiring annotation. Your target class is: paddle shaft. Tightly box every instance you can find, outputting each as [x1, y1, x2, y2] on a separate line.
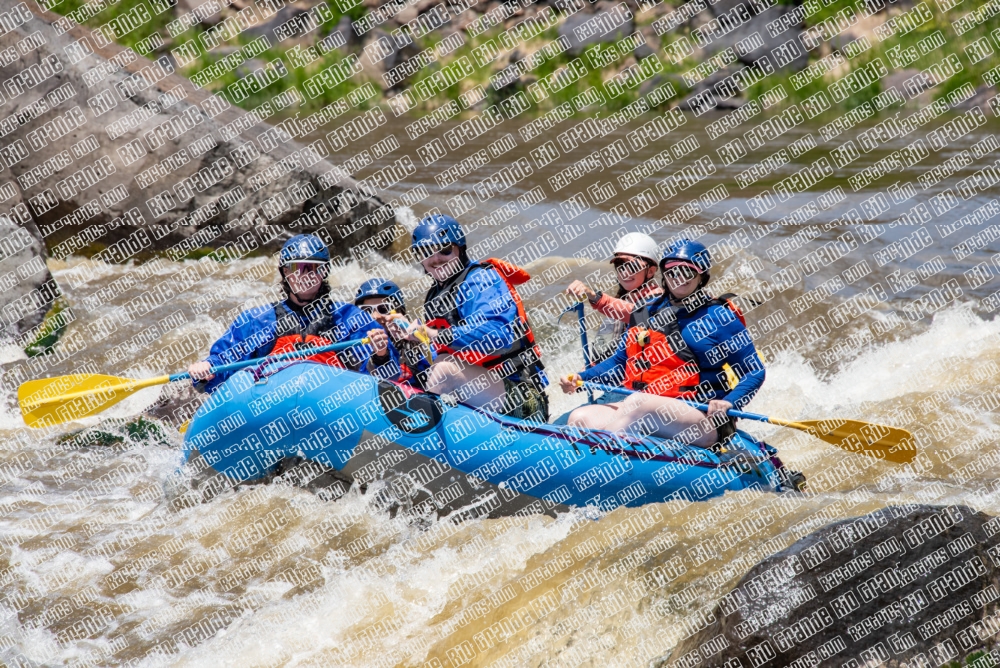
[25, 338, 371, 407]
[573, 302, 594, 403]
[578, 381, 812, 428]
[575, 302, 592, 368]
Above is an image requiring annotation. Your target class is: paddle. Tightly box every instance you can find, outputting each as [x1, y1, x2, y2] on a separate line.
[578, 381, 915, 464]
[18, 338, 371, 429]
[559, 301, 593, 403]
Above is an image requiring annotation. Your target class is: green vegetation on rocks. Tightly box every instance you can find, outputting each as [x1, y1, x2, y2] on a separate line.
[56, 416, 175, 448]
[23, 296, 71, 357]
[48, 0, 1000, 121]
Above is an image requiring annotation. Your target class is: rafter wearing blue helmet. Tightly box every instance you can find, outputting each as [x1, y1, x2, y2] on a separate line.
[354, 277, 432, 388]
[187, 234, 400, 392]
[402, 214, 548, 422]
[561, 238, 765, 449]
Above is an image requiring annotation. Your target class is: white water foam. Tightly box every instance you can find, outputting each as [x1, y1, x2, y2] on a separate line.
[0, 342, 27, 365]
[167, 501, 584, 668]
[755, 304, 1000, 417]
[394, 205, 421, 233]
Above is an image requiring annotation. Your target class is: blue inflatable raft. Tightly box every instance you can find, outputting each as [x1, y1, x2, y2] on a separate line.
[179, 362, 799, 518]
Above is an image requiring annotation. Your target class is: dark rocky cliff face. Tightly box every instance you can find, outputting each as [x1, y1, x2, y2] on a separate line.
[0, 214, 58, 341]
[0, 2, 399, 343]
[655, 505, 1000, 668]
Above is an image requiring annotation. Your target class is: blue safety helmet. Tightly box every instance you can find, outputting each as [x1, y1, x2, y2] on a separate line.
[354, 278, 403, 305]
[660, 238, 711, 274]
[411, 214, 466, 252]
[280, 234, 330, 266]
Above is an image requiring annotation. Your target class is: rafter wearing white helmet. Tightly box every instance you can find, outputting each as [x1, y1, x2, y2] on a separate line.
[564, 232, 664, 364]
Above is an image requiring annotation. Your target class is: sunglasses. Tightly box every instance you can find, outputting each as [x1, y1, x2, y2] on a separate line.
[612, 256, 649, 275]
[414, 243, 455, 261]
[663, 265, 698, 282]
[360, 303, 394, 315]
[285, 262, 327, 275]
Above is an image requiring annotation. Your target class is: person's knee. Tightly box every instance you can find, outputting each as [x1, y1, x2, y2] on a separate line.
[653, 399, 683, 423]
[568, 408, 590, 427]
[621, 394, 659, 421]
[631, 412, 659, 438]
[436, 358, 464, 378]
[425, 368, 456, 393]
[481, 392, 507, 413]
[425, 359, 462, 390]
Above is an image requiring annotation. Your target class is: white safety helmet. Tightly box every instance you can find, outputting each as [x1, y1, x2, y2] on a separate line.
[612, 233, 659, 264]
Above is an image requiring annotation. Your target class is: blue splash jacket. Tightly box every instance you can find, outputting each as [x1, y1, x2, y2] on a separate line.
[425, 263, 546, 386]
[199, 297, 400, 393]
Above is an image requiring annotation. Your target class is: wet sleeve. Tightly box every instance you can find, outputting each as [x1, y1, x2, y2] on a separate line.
[201, 307, 276, 393]
[705, 308, 766, 410]
[440, 267, 522, 356]
[578, 333, 628, 385]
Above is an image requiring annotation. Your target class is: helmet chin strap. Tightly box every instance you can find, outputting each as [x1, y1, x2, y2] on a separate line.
[288, 290, 314, 306]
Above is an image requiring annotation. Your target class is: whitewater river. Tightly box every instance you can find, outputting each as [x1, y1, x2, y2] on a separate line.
[1, 112, 999, 667]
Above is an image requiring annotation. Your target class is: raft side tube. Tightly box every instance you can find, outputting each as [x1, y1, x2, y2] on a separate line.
[181, 364, 790, 517]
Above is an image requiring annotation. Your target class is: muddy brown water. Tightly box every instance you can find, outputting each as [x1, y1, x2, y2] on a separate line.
[1, 111, 1000, 666]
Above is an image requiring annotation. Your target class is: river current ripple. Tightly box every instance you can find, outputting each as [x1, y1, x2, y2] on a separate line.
[1, 114, 1000, 666]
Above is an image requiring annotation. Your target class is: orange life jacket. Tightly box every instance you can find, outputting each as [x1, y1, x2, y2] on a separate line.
[622, 293, 746, 397]
[623, 304, 700, 397]
[266, 301, 343, 367]
[424, 258, 543, 376]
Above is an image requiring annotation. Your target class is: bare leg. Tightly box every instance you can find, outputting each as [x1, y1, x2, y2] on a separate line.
[568, 394, 717, 447]
[567, 403, 622, 429]
[424, 354, 505, 409]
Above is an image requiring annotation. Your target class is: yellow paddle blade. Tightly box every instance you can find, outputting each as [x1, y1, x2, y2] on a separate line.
[774, 418, 916, 464]
[18, 374, 169, 429]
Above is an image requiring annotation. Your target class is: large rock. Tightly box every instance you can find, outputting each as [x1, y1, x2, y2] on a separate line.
[0, 3, 396, 270]
[558, 4, 635, 57]
[676, 65, 745, 113]
[953, 84, 998, 111]
[0, 213, 59, 342]
[242, 4, 311, 45]
[656, 505, 1000, 667]
[144, 379, 206, 426]
[703, 1, 808, 71]
[882, 68, 934, 102]
[176, 0, 222, 26]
